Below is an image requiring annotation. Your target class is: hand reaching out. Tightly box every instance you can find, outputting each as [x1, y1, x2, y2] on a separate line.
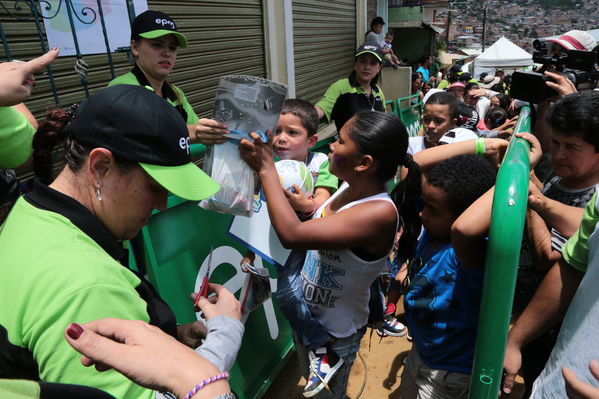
[64, 318, 230, 399]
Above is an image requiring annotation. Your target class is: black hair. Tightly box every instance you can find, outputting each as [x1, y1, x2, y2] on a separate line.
[485, 107, 508, 130]
[411, 72, 421, 82]
[281, 99, 319, 137]
[425, 91, 459, 119]
[33, 106, 137, 184]
[427, 154, 497, 216]
[479, 72, 488, 81]
[385, 31, 394, 37]
[418, 55, 431, 64]
[492, 93, 511, 110]
[547, 91, 599, 152]
[349, 56, 381, 87]
[490, 83, 504, 93]
[370, 16, 385, 30]
[346, 111, 422, 259]
[464, 82, 480, 94]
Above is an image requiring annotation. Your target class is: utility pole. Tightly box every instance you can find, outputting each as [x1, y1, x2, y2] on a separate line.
[482, 3, 487, 51]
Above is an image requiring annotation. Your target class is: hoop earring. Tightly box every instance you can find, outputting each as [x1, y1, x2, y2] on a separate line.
[95, 184, 102, 201]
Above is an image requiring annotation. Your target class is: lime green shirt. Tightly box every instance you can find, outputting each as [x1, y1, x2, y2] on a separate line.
[0, 106, 35, 169]
[0, 198, 153, 399]
[562, 192, 599, 272]
[109, 72, 199, 125]
[315, 78, 385, 128]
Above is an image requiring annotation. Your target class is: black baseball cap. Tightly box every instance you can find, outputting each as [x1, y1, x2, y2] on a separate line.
[131, 10, 188, 48]
[456, 103, 479, 131]
[67, 85, 219, 201]
[356, 42, 383, 62]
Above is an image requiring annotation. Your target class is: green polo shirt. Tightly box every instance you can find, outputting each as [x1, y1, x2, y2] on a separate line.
[0, 106, 35, 169]
[563, 192, 599, 272]
[0, 194, 154, 399]
[109, 72, 199, 125]
[316, 78, 386, 131]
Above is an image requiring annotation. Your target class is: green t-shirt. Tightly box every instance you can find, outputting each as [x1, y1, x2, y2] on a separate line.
[0, 198, 154, 399]
[109, 72, 199, 125]
[315, 78, 386, 131]
[0, 106, 35, 169]
[562, 192, 599, 272]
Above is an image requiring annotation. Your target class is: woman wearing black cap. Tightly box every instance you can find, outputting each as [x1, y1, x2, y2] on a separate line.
[0, 85, 241, 399]
[315, 43, 386, 133]
[109, 10, 229, 145]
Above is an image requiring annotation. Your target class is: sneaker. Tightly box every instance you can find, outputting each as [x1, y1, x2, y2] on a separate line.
[377, 314, 407, 337]
[303, 347, 344, 397]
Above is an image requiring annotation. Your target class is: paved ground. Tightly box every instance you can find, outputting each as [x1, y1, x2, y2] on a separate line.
[263, 308, 525, 398]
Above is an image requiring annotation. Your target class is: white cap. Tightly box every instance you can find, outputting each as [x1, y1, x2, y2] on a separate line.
[438, 128, 479, 145]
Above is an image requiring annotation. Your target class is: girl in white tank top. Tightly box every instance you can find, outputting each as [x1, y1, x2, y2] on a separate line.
[239, 111, 422, 398]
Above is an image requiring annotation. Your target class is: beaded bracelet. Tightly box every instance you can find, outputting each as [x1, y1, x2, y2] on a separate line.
[475, 137, 486, 157]
[182, 372, 229, 399]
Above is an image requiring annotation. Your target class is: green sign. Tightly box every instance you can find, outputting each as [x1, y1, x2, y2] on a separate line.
[137, 200, 295, 399]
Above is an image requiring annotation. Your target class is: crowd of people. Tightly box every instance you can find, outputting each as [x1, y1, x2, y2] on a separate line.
[1, 9, 599, 399]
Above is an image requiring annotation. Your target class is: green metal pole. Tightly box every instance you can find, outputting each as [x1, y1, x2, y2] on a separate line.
[468, 106, 532, 398]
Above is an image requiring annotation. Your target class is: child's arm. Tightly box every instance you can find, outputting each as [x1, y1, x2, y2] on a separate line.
[284, 186, 332, 215]
[452, 187, 495, 268]
[413, 138, 509, 174]
[452, 133, 543, 269]
[239, 136, 397, 252]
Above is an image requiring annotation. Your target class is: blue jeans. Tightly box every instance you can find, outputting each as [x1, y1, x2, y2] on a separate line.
[295, 326, 367, 398]
[275, 249, 331, 350]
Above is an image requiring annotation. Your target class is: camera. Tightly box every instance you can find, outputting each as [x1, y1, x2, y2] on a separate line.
[511, 42, 599, 103]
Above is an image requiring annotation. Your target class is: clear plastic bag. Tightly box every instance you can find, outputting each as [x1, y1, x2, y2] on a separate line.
[200, 75, 287, 216]
[200, 141, 254, 216]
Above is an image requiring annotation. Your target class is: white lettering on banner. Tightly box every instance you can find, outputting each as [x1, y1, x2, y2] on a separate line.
[407, 121, 420, 137]
[179, 137, 190, 154]
[195, 246, 280, 340]
[155, 18, 176, 30]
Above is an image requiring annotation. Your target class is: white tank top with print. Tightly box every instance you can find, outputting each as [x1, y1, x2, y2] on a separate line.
[300, 182, 398, 338]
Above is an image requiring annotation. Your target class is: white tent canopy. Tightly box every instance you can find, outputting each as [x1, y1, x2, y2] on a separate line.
[473, 37, 533, 78]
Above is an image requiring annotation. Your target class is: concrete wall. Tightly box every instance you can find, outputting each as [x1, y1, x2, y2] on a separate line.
[380, 66, 412, 105]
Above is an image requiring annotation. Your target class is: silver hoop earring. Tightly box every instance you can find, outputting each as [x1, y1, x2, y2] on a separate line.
[95, 185, 102, 201]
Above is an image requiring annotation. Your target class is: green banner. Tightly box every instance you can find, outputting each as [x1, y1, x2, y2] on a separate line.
[137, 200, 295, 399]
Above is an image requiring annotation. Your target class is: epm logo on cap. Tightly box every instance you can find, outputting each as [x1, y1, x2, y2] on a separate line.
[179, 137, 190, 155]
[155, 18, 176, 29]
[363, 45, 378, 52]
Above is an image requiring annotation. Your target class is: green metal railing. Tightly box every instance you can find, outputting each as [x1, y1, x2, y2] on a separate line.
[469, 106, 532, 398]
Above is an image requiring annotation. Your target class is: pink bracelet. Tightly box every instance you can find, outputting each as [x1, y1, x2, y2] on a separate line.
[182, 372, 229, 399]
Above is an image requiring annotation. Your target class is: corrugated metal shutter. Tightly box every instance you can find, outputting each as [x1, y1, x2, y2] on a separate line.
[0, 0, 266, 118]
[292, 0, 356, 103]
[1, 0, 265, 180]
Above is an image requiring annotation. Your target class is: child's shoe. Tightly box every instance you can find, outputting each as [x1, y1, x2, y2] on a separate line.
[303, 347, 344, 397]
[377, 313, 407, 337]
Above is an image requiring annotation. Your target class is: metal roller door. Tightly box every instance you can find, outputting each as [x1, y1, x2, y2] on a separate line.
[292, 0, 356, 104]
[0, 0, 266, 118]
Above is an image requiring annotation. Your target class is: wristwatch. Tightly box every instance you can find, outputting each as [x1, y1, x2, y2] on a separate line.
[212, 394, 237, 399]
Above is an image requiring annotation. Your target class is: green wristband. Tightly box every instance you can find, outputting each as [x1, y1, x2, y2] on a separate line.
[475, 138, 485, 157]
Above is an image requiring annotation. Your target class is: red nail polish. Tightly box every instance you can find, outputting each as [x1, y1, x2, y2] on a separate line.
[67, 323, 84, 340]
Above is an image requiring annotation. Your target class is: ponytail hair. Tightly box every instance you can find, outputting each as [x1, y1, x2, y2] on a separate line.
[32, 105, 78, 184]
[33, 104, 136, 184]
[346, 112, 422, 259]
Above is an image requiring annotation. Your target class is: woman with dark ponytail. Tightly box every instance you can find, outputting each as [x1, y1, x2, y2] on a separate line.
[239, 111, 420, 398]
